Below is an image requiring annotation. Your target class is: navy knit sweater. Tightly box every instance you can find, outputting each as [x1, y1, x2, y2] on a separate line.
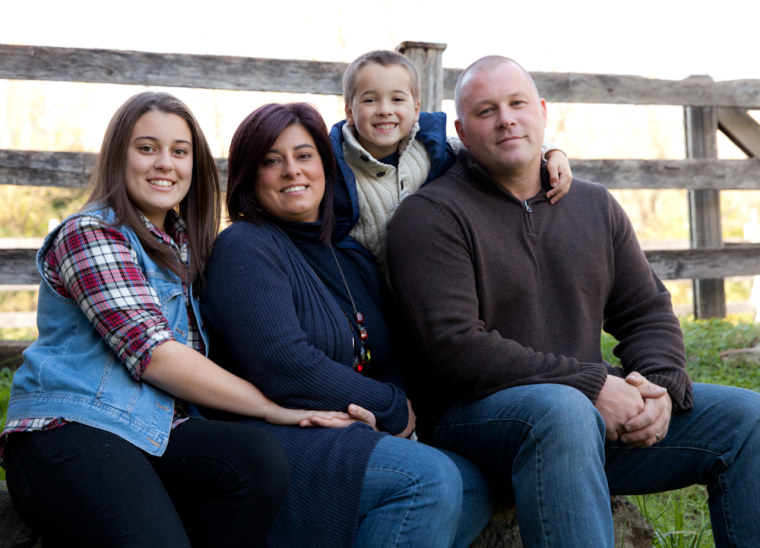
[200, 220, 409, 548]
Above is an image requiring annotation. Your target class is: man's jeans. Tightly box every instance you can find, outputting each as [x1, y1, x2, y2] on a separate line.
[433, 382, 760, 547]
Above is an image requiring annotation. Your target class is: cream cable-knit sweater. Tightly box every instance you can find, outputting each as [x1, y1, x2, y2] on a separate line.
[342, 121, 431, 272]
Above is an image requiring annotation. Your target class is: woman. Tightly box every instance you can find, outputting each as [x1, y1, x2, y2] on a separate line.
[200, 102, 493, 548]
[0, 92, 340, 547]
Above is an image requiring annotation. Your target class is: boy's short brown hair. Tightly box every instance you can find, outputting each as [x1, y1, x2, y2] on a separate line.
[343, 50, 421, 105]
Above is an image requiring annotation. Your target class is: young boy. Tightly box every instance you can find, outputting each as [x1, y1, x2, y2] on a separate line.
[329, 49, 572, 271]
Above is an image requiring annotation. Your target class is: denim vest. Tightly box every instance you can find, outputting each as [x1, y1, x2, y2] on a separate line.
[7, 208, 207, 456]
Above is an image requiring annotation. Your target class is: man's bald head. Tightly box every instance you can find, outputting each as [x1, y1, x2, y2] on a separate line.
[454, 56, 540, 120]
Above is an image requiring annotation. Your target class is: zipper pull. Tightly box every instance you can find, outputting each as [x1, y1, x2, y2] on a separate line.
[523, 200, 533, 213]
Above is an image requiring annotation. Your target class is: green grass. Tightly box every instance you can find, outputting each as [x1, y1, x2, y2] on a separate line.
[0, 368, 11, 482]
[0, 368, 10, 423]
[1, 317, 759, 536]
[602, 317, 760, 548]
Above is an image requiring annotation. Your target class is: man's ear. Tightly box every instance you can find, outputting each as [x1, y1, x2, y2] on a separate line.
[455, 119, 468, 148]
[540, 98, 547, 127]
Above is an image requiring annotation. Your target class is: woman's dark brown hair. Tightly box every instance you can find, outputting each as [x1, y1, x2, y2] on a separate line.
[85, 91, 221, 287]
[226, 102, 337, 243]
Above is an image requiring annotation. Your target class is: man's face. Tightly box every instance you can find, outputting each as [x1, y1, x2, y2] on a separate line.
[455, 61, 547, 183]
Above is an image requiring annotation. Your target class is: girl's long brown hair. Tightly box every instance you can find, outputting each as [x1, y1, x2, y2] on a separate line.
[85, 92, 221, 288]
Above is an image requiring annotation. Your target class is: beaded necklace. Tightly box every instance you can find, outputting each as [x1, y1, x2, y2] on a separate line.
[328, 244, 371, 372]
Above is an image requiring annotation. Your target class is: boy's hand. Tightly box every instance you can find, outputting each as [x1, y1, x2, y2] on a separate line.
[545, 149, 573, 204]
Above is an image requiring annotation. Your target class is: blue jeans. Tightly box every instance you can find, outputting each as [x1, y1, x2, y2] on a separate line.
[433, 382, 760, 548]
[355, 435, 494, 548]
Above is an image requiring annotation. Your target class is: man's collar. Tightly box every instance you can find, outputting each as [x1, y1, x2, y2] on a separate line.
[458, 149, 551, 201]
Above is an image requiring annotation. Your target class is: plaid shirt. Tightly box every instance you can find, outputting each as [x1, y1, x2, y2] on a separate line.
[1, 210, 201, 452]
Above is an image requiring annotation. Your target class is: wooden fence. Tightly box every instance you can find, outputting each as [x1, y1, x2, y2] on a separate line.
[2, 41, 760, 363]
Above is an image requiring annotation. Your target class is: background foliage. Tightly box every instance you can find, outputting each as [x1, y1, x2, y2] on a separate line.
[603, 318, 760, 548]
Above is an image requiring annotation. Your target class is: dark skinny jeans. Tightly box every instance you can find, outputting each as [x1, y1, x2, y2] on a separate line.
[3, 418, 289, 547]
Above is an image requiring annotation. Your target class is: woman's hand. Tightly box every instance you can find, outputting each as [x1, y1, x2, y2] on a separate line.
[299, 400, 415, 438]
[545, 149, 573, 204]
[264, 404, 350, 426]
[299, 403, 378, 430]
[396, 399, 416, 439]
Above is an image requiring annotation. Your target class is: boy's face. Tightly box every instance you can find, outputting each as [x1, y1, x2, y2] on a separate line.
[345, 62, 420, 160]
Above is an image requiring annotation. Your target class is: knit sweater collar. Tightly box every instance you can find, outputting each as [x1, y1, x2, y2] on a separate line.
[273, 217, 324, 246]
[457, 149, 552, 203]
[341, 121, 420, 168]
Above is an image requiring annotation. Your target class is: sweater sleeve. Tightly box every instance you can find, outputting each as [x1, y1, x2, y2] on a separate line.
[602, 196, 693, 410]
[540, 138, 564, 159]
[201, 224, 409, 434]
[387, 193, 608, 403]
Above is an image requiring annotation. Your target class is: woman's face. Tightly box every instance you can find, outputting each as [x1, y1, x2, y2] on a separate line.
[255, 124, 325, 223]
[124, 111, 193, 229]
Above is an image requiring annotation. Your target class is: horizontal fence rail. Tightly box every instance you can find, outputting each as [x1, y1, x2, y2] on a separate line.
[3, 150, 760, 191]
[3, 44, 760, 107]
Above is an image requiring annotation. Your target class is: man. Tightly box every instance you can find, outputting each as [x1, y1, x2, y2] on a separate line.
[386, 55, 760, 547]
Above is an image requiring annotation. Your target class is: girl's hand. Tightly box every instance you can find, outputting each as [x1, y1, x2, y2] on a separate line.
[545, 149, 573, 204]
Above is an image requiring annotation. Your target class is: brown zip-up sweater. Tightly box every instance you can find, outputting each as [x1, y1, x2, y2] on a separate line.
[386, 151, 693, 437]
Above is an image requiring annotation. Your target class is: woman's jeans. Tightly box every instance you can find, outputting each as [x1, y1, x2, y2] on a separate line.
[4, 419, 290, 547]
[433, 382, 760, 548]
[355, 434, 494, 548]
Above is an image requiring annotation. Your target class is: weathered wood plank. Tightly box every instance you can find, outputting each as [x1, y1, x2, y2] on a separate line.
[685, 104, 721, 246]
[0, 150, 229, 190]
[644, 245, 760, 280]
[443, 68, 760, 108]
[572, 158, 760, 190]
[685, 100, 725, 318]
[3, 246, 760, 284]
[3, 44, 760, 108]
[0, 150, 95, 188]
[718, 108, 760, 157]
[397, 41, 446, 112]
[0, 44, 346, 94]
[0, 249, 39, 285]
[3, 150, 759, 191]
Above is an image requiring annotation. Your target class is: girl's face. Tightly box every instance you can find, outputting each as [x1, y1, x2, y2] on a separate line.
[255, 124, 325, 223]
[345, 62, 420, 160]
[124, 111, 193, 229]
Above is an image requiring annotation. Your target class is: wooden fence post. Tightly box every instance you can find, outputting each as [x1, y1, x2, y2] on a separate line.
[684, 75, 725, 318]
[396, 41, 447, 112]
